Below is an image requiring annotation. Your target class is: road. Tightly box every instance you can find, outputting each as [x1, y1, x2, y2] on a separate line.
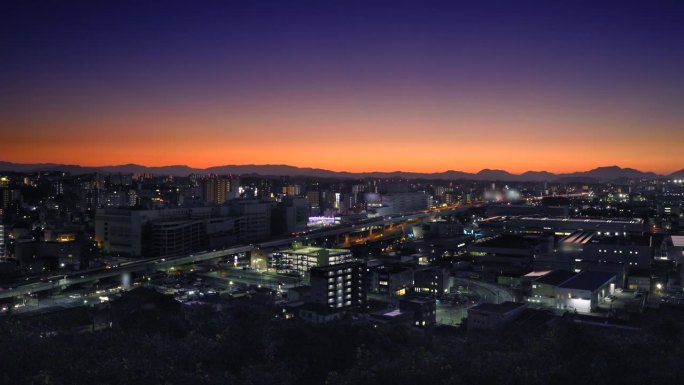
[435, 278, 515, 326]
[1, 205, 476, 300]
[5, 286, 122, 316]
[452, 278, 515, 304]
[200, 268, 302, 290]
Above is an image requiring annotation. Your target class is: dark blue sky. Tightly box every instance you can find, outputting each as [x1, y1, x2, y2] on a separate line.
[1, 0, 683, 172]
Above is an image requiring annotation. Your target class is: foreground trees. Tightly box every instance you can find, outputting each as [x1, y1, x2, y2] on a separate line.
[1, 303, 683, 385]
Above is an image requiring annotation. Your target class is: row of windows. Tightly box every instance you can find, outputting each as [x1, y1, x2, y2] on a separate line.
[327, 267, 357, 276]
[598, 249, 639, 254]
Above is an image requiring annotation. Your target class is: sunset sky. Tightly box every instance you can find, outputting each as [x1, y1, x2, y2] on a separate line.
[1, 0, 683, 174]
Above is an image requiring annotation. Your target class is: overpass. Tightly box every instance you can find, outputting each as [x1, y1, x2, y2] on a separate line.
[259, 204, 473, 248]
[0, 204, 477, 300]
[0, 245, 253, 300]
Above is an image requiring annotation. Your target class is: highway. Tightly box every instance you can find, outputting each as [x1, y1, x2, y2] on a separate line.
[0, 204, 476, 300]
[257, 204, 472, 248]
[0, 246, 252, 299]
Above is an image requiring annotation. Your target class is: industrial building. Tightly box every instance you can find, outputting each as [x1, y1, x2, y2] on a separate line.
[468, 234, 553, 275]
[555, 271, 616, 313]
[502, 216, 645, 234]
[534, 231, 653, 283]
[95, 200, 272, 257]
[527, 270, 616, 313]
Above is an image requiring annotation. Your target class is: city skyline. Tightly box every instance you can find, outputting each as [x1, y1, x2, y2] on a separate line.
[2, 2, 684, 383]
[0, 159, 682, 179]
[2, 1, 683, 174]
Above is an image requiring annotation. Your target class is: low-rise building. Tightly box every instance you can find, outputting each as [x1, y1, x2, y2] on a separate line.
[372, 265, 413, 297]
[555, 271, 616, 313]
[529, 270, 577, 307]
[626, 267, 651, 291]
[468, 234, 551, 275]
[399, 297, 436, 328]
[413, 267, 450, 297]
[297, 303, 346, 324]
[468, 301, 528, 330]
[535, 231, 652, 283]
[273, 244, 354, 276]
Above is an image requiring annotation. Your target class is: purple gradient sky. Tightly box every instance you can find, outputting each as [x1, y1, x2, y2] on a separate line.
[1, 0, 683, 173]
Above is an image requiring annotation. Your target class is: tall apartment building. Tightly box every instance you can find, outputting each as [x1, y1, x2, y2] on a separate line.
[204, 176, 239, 205]
[204, 177, 230, 205]
[0, 218, 5, 259]
[309, 261, 366, 309]
[0, 177, 12, 211]
[306, 191, 320, 212]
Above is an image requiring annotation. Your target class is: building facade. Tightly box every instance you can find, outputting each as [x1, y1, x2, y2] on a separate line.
[309, 261, 366, 309]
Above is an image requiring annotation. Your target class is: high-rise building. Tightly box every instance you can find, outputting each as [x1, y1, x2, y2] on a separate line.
[0, 217, 5, 259]
[0, 176, 10, 211]
[204, 177, 232, 205]
[282, 184, 301, 196]
[128, 190, 139, 207]
[309, 261, 366, 309]
[306, 191, 320, 212]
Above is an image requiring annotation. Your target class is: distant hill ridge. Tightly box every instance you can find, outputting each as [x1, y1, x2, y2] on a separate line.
[0, 161, 679, 182]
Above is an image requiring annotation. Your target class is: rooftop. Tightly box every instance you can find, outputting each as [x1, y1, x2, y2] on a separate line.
[517, 216, 643, 225]
[382, 309, 403, 317]
[672, 235, 684, 248]
[287, 286, 311, 294]
[377, 264, 413, 274]
[559, 271, 615, 291]
[311, 260, 363, 272]
[298, 302, 346, 315]
[474, 234, 538, 249]
[524, 270, 552, 278]
[534, 270, 577, 286]
[469, 301, 526, 314]
[561, 231, 595, 245]
[280, 246, 350, 256]
[561, 231, 651, 246]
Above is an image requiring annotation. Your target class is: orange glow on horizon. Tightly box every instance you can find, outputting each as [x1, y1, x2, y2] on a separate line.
[2, 93, 682, 175]
[2, 132, 681, 175]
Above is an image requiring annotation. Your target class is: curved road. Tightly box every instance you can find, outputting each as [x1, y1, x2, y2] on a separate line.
[436, 278, 515, 326]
